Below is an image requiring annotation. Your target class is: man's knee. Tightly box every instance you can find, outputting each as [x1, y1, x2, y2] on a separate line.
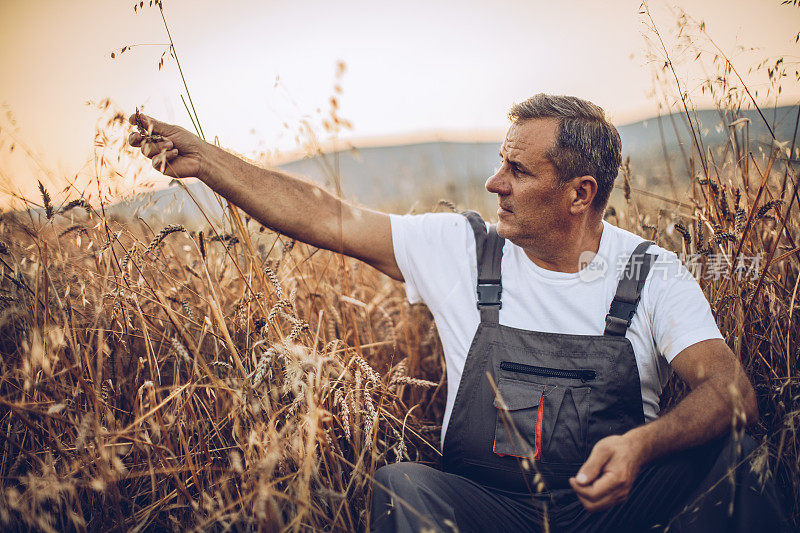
[374, 462, 440, 498]
[372, 463, 457, 532]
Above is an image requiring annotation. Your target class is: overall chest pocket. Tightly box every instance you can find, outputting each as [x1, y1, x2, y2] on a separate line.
[492, 374, 592, 464]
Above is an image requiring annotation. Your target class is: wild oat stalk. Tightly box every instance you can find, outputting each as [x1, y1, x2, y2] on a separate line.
[37, 180, 53, 220]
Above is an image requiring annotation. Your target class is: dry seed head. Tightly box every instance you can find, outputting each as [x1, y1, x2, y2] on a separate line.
[59, 225, 88, 238]
[287, 321, 309, 342]
[437, 199, 457, 212]
[712, 231, 737, 244]
[38, 181, 54, 220]
[145, 224, 185, 255]
[362, 387, 377, 449]
[58, 199, 92, 216]
[352, 356, 381, 384]
[757, 200, 783, 219]
[181, 298, 194, 320]
[209, 233, 238, 248]
[393, 428, 407, 462]
[170, 337, 191, 364]
[264, 265, 284, 299]
[392, 375, 438, 388]
[252, 346, 278, 388]
[719, 185, 730, 220]
[210, 359, 232, 370]
[622, 156, 631, 201]
[673, 222, 691, 246]
[392, 357, 408, 377]
[333, 388, 351, 440]
[136, 380, 156, 420]
[267, 299, 293, 324]
[119, 243, 137, 279]
[101, 379, 113, 405]
[735, 207, 746, 234]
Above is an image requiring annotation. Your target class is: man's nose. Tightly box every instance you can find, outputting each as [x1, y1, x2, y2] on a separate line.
[485, 169, 510, 195]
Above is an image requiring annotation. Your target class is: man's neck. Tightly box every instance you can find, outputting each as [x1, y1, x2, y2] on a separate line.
[521, 218, 605, 273]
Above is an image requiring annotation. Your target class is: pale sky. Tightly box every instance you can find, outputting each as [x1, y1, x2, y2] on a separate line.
[1, 0, 798, 202]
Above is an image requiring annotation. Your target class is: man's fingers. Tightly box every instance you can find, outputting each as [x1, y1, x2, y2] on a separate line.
[152, 148, 178, 165]
[573, 487, 626, 512]
[570, 471, 621, 502]
[141, 139, 174, 158]
[128, 112, 159, 133]
[154, 149, 179, 164]
[128, 131, 143, 147]
[573, 442, 612, 485]
[570, 473, 628, 513]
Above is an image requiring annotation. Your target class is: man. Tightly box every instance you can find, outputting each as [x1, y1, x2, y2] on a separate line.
[129, 94, 785, 532]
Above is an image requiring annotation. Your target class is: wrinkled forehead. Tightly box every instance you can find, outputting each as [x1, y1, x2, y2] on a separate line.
[501, 118, 559, 163]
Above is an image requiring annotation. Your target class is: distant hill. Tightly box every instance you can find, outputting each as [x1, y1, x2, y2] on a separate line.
[110, 105, 797, 227]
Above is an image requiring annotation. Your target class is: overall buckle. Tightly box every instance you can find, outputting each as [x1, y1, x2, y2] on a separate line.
[477, 281, 502, 310]
[604, 314, 630, 336]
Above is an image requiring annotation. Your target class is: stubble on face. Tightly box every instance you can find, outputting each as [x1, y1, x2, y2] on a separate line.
[494, 119, 565, 244]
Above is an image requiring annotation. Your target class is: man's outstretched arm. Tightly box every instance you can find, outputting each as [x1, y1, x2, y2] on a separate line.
[569, 338, 758, 511]
[127, 113, 403, 281]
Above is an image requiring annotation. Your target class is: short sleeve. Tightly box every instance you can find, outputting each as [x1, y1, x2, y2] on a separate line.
[645, 251, 724, 363]
[389, 212, 475, 311]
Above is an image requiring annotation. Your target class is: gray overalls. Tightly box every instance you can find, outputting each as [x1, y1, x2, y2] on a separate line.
[371, 212, 789, 532]
[442, 212, 650, 493]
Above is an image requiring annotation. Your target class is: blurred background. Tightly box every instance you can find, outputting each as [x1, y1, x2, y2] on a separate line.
[0, 0, 798, 219]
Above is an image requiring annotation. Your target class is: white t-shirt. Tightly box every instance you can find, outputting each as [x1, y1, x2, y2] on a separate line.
[389, 212, 723, 447]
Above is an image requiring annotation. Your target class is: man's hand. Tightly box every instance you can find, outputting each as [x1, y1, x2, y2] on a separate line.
[569, 433, 647, 512]
[127, 112, 205, 179]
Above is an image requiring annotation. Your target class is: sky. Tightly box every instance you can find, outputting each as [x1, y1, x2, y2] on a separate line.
[0, 0, 798, 203]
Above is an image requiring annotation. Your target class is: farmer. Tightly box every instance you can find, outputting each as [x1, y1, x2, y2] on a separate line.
[128, 94, 786, 532]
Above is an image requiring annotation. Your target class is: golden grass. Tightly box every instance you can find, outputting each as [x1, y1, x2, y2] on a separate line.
[0, 199, 450, 531]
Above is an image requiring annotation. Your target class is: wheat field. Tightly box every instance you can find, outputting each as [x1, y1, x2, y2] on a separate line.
[1, 3, 799, 530]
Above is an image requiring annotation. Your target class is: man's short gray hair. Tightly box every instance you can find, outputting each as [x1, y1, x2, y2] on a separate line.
[508, 94, 622, 211]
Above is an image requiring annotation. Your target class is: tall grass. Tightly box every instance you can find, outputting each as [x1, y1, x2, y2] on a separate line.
[0, 192, 448, 531]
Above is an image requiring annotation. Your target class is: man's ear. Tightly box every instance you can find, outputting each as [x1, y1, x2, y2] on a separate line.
[570, 175, 598, 215]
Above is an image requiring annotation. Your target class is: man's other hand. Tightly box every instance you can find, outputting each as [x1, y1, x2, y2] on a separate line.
[127, 113, 205, 179]
[569, 434, 646, 512]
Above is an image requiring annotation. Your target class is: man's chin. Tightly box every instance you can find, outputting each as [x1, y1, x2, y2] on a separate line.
[495, 220, 512, 239]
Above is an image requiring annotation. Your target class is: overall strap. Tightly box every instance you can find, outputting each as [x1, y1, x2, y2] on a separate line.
[604, 240, 655, 336]
[462, 211, 505, 323]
